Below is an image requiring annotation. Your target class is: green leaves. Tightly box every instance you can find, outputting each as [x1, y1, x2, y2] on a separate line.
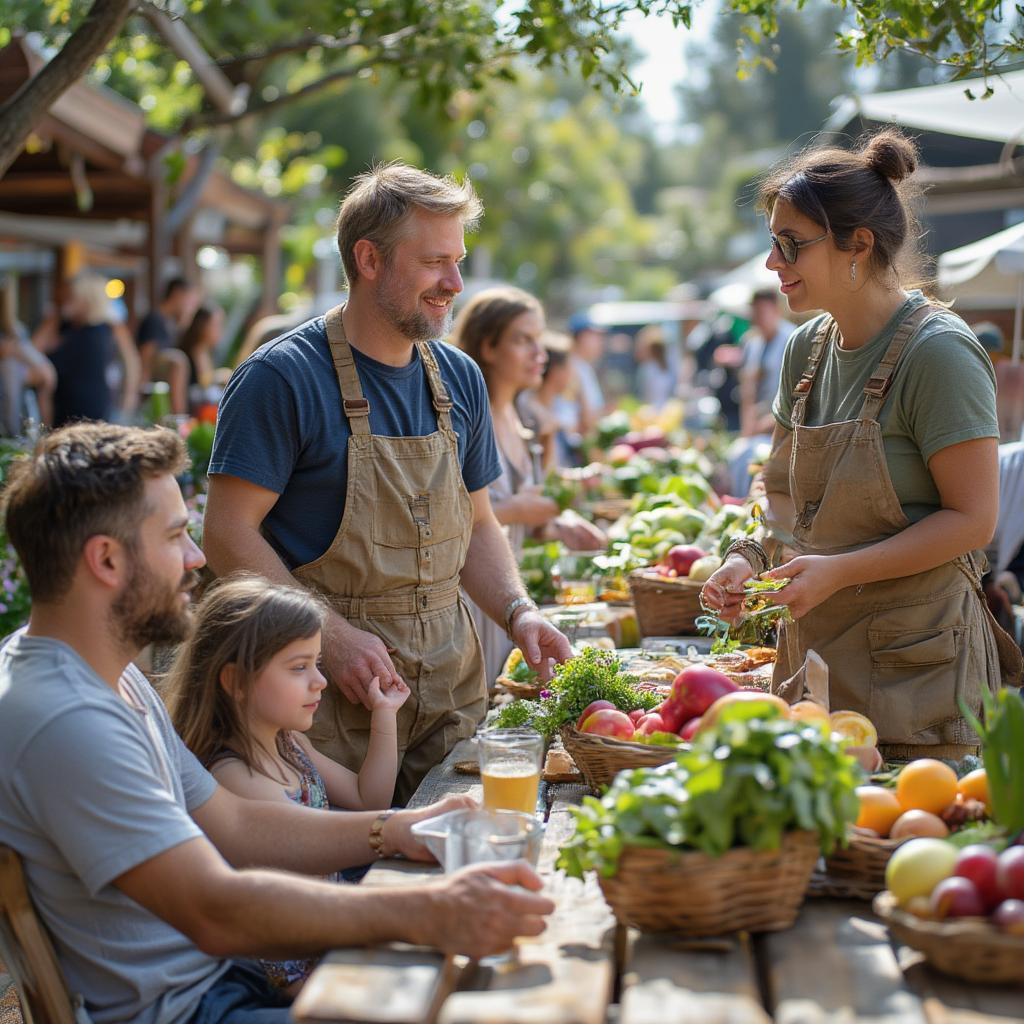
[492, 647, 661, 739]
[558, 701, 861, 878]
[961, 688, 1024, 835]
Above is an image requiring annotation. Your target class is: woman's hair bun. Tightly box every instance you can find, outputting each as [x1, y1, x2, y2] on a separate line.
[861, 129, 918, 183]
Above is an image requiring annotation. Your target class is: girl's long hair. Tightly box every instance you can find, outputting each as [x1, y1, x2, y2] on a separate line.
[164, 574, 327, 778]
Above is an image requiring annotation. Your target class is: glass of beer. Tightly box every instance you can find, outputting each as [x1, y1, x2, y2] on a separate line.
[478, 729, 543, 814]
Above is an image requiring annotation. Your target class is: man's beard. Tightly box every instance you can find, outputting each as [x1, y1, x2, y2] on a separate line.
[111, 559, 199, 651]
[377, 263, 455, 343]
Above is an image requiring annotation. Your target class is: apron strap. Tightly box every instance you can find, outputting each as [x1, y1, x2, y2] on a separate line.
[859, 302, 938, 421]
[790, 318, 835, 427]
[416, 341, 456, 435]
[324, 305, 372, 435]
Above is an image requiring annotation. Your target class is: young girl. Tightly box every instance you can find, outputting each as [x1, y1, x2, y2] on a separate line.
[163, 574, 409, 990]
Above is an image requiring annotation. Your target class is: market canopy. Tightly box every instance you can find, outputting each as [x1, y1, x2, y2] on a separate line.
[828, 71, 1024, 145]
[937, 220, 1024, 363]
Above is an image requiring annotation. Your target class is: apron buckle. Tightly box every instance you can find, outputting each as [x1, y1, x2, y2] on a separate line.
[344, 398, 370, 416]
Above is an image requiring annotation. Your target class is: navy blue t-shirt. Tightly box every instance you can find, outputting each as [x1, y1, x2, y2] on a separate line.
[209, 316, 501, 569]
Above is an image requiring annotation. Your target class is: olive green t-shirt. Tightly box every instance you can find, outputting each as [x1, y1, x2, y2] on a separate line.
[772, 291, 998, 524]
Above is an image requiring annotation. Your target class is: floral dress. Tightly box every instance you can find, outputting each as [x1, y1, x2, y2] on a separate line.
[210, 731, 344, 989]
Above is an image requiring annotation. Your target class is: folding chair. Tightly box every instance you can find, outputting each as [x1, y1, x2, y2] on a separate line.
[0, 845, 76, 1024]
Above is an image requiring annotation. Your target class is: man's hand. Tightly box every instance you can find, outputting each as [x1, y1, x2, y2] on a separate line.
[418, 861, 554, 958]
[384, 794, 479, 862]
[324, 614, 406, 709]
[511, 609, 571, 682]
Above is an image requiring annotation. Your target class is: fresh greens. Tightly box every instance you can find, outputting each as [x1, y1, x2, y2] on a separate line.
[961, 687, 1024, 835]
[558, 699, 861, 878]
[492, 647, 660, 741]
[697, 576, 793, 653]
[519, 540, 566, 604]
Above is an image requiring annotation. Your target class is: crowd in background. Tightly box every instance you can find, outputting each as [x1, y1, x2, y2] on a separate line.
[0, 273, 225, 436]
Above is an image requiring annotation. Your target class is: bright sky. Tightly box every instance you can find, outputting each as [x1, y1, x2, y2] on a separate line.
[623, 4, 717, 139]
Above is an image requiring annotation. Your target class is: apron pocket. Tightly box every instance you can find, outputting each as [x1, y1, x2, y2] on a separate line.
[373, 497, 465, 584]
[867, 625, 965, 740]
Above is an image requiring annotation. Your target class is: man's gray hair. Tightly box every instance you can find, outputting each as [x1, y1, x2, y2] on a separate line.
[336, 162, 483, 285]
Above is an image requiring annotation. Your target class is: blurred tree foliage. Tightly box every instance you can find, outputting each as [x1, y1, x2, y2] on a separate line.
[0, 0, 1019, 300]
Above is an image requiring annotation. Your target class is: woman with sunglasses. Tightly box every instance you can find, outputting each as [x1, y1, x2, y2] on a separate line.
[700, 128, 1019, 762]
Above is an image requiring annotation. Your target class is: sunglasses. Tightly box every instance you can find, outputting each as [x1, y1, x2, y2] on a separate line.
[768, 229, 829, 264]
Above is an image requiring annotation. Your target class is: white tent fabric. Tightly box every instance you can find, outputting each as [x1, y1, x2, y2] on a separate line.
[937, 221, 1024, 362]
[708, 252, 780, 316]
[828, 71, 1024, 145]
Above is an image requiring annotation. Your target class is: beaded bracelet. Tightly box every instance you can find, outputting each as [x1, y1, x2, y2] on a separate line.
[723, 538, 770, 577]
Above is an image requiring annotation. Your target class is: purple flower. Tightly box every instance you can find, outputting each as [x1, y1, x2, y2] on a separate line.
[539, 689, 552, 700]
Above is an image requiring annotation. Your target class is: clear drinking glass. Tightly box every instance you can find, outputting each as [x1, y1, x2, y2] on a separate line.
[478, 728, 544, 814]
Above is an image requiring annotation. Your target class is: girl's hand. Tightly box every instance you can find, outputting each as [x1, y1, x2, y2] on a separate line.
[699, 554, 755, 623]
[367, 675, 411, 712]
[763, 555, 846, 619]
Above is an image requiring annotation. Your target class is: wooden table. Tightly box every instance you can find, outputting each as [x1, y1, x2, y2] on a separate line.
[292, 741, 1022, 1024]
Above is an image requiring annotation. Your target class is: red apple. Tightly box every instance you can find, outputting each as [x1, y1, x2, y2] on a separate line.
[577, 700, 615, 730]
[678, 717, 702, 742]
[668, 665, 738, 721]
[992, 899, 1024, 935]
[628, 709, 646, 725]
[580, 708, 635, 740]
[997, 846, 1024, 901]
[663, 545, 707, 577]
[655, 699, 687, 734]
[954, 845, 1002, 910]
[634, 712, 666, 737]
[930, 876, 986, 920]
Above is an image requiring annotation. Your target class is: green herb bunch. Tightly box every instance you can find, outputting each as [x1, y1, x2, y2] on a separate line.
[558, 699, 861, 878]
[962, 687, 1024, 835]
[492, 647, 660, 741]
[696, 576, 793, 654]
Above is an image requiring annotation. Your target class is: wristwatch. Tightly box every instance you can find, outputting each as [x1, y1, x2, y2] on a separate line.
[503, 595, 538, 640]
[368, 809, 397, 859]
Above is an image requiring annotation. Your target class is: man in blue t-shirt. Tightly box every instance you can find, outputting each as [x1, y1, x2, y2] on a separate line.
[205, 163, 570, 798]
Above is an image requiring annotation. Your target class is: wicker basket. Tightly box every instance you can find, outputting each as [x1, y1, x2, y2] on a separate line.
[560, 725, 680, 792]
[874, 891, 1024, 985]
[808, 831, 903, 901]
[494, 675, 544, 700]
[599, 830, 820, 935]
[628, 570, 705, 637]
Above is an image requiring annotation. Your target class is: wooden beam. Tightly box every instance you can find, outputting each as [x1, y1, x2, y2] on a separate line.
[0, 172, 148, 198]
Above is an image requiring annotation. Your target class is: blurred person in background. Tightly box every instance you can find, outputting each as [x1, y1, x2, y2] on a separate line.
[33, 272, 139, 427]
[178, 305, 224, 412]
[739, 289, 795, 437]
[518, 329, 577, 469]
[453, 287, 606, 684]
[634, 324, 675, 410]
[0, 275, 55, 432]
[566, 311, 607, 440]
[971, 321, 1024, 443]
[137, 277, 199, 415]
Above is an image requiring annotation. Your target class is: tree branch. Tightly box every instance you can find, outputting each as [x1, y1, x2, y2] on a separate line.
[0, 0, 137, 179]
[184, 56, 399, 130]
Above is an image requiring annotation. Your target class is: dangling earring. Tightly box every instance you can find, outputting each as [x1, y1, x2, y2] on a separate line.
[850, 261, 857, 284]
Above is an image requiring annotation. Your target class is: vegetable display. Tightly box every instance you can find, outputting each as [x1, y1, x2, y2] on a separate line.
[558, 698, 861, 879]
[491, 648, 659, 741]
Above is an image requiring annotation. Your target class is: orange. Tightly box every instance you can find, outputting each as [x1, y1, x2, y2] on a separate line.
[956, 768, 990, 809]
[855, 785, 903, 837]
[895, 758, 959, 815]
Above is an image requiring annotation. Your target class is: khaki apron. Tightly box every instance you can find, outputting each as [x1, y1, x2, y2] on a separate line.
[770, 300, 1000, 759]
[298, 306, 487, 804]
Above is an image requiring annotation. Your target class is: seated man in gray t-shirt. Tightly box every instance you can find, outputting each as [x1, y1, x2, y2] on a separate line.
[0, 423, 552, 1024]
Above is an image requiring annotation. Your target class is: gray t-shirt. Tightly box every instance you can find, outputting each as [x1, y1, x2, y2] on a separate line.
[0, 633, 226, 1023]
[772, 292, 999, 523]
